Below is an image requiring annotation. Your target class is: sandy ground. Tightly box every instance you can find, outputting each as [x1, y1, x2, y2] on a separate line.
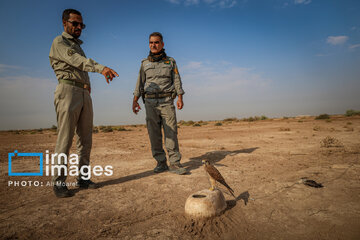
[1, 115, 360, 240]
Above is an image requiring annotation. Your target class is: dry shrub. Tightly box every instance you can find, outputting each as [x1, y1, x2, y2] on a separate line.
[345, 109, 360, 117]
[320, 136, 343, 148]
[179, 120, 194, 126]
[279, 127, 290, 131]
[313, 126, 321, 131]
[315, 114, 330, 120]
[223, 117, 238, 122]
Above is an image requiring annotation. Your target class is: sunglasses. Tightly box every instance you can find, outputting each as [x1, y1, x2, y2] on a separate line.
[67, 20, 86, 29]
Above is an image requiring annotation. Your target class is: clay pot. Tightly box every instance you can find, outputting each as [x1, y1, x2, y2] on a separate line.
[185, 189, 227, 218]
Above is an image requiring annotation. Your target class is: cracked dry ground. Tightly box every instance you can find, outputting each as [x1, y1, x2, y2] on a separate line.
[1, 116, 360, 239]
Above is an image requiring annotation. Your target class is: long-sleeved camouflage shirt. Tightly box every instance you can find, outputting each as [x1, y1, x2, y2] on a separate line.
[49, 32, 105, 86]
[133, 57, 185, 98]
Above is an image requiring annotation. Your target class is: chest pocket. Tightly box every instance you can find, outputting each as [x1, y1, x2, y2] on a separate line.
[144, 64, 155, 73]
[159, 64, 172, 77]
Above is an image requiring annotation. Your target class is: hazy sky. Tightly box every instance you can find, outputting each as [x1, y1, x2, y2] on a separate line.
[0, 0, 359, 130]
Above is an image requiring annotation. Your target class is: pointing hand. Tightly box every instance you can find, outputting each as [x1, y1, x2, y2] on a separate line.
[101, 67, 119, 84]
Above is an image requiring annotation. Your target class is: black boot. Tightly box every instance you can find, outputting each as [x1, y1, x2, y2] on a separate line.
[53, 184, 73, 198]
[77, 179, 98, 189]
[153, 161, 169, 173]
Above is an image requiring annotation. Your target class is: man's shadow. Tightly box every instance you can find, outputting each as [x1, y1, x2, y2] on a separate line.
[184, 147, 259, 171]
[87, 147, 258, 190]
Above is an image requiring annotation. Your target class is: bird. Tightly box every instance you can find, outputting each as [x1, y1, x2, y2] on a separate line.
[202, 159, 235, 198]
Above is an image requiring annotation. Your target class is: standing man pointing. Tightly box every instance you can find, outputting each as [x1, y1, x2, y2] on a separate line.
[133, 32, 187, 175]
[49, 9, 118, 198]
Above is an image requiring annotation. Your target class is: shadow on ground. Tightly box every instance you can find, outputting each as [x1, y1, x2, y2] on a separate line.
[226, 191, 250, 211]
[91, 147, 258, 191]
[185, 147, 259, 171]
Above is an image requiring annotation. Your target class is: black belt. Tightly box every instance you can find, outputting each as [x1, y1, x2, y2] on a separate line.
[145, 92, 175, 99]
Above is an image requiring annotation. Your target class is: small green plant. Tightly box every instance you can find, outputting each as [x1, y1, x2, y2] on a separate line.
[214, 122, 222, 126]
[345, 109, 360, 117]
[193, 123, 201, 127]
[315, 114, 330, 120]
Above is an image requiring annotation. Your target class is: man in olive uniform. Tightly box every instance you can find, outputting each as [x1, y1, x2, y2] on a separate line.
[49, 9, 118, 198]
[132, 32, 187, 175]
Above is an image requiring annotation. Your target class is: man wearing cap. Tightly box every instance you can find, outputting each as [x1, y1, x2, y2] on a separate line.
[132, 32, 187, 175]
[49, 9, 118, 198]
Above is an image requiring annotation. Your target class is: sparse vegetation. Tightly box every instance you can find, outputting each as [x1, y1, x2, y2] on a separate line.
[320, 136, 343, 148]
[95, 125, 131, 132]
[242, 115, 268, 122]
[101, 126, 113, 133]
[345, 109, 360, 117]
[113, 126, 128, 131]
[313, 126, 321, 131]
[279, 127, 290, 131]
[49, 125, 57, 132]
[315, 114, 330, 120]
[223, 117, 237, 122]
[193, 123, 201, 127]
[198, 120, 208, 125]
[179, 120, 195, 126]
[214, 122, 222, 126]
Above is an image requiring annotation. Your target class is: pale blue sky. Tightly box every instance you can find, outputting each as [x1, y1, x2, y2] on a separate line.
[0, 0, 359, 130]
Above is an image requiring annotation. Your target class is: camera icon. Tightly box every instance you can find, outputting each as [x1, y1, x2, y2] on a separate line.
[8, 150, 43, 176]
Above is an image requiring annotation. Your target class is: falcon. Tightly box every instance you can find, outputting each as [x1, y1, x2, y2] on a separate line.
[202, 159, 235, 198]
